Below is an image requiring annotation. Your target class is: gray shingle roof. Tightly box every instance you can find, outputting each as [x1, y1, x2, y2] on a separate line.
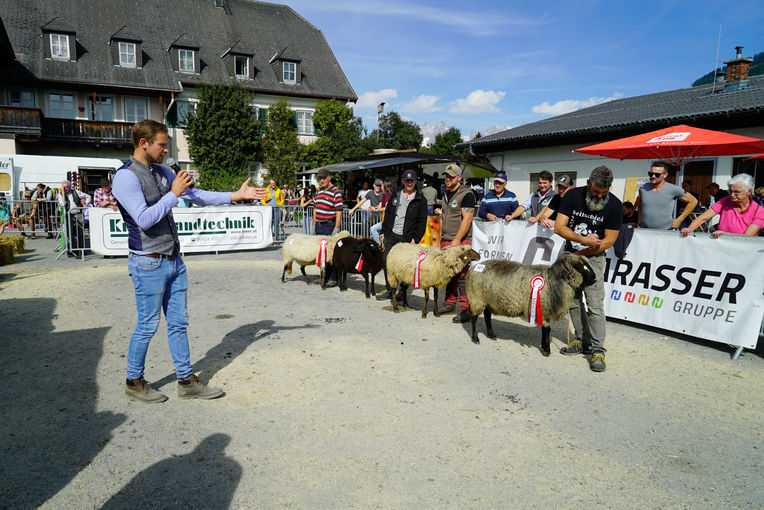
[465, 76, 764, 151]
[0, 0, 357, 100]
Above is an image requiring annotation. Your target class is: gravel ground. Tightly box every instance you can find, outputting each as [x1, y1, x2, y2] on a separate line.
[1, 239, 762, 509]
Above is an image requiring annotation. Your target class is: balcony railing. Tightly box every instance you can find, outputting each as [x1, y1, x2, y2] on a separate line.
[0, 106, 42, 137]
[0, 107, 133, 145]
[43, 118, 133, 144]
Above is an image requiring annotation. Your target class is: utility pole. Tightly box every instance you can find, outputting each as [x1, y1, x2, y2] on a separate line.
[377, 102, 385, 143]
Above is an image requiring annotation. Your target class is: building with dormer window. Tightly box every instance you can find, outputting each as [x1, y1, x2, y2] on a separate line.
[0, 0, 356, 188]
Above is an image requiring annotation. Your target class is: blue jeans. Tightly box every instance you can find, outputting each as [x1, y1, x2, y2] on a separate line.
[272, 206, 280, 239]
[370, 222, 382, 244]
[127, 253, 192, 380]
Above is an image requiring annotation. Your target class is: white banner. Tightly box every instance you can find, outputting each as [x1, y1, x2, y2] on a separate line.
[472, 220, 565, 264]
[89, 205, 273, 255]
[472, 221, 764, 349]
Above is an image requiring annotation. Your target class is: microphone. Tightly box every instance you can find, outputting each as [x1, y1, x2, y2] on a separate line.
[165, 157, 181, 173]
[165, 157, 194, 187]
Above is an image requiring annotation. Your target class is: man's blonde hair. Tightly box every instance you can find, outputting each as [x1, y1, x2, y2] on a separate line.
[131, 119, 168, 147]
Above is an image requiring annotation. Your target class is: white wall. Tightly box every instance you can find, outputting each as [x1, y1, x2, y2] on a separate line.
[486, 125, 764, 201]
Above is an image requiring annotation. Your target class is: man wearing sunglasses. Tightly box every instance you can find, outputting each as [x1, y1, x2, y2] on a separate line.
[637, 161, 697, 229]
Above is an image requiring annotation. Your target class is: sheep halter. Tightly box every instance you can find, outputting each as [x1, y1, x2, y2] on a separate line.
[317, 238, 328, 268]
[354, 254, 364, 272]
[528, 275, 545, 326]
[413, 251, 428, 289]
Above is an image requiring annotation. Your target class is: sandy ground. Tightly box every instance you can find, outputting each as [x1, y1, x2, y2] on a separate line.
[1, 238, 762, 509]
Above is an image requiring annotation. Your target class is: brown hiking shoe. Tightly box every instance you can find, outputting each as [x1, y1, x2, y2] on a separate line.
[177, 374, 224, 400]
[125, 377, 168, 403]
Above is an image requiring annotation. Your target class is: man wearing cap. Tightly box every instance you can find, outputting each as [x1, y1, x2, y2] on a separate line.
[435, 163, 477, 323]
[506, 170, 556, 222]
[529, 174, 574, 229]
[377, 169, 429, 301]
[478, 171, 518, 221]
[349, 178, 384, 217]
[313, 168, 344, 237]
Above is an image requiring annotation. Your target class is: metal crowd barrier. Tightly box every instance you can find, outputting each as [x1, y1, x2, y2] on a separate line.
[1, 199, 63, 238]
[57, 206, 89, 260]
[270, 205, 383, 243]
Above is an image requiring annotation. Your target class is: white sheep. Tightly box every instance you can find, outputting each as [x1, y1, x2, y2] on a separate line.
[465, 254, 596, 354]
[281, 230, 351, 288]
[386, 243, 481, 318]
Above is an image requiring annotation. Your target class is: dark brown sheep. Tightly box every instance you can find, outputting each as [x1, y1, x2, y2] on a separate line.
[332, 237, 384, 298]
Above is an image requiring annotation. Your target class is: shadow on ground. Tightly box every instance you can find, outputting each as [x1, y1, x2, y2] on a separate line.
[153, 320, 318, 388]
[100, 433, 241, 509]
[0, 298, 126, 508]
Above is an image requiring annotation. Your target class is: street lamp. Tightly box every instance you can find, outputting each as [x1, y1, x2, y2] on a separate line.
[377, 102, 385, 142]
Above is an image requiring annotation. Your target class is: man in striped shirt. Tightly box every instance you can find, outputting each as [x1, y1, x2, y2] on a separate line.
[477, 171, 518, 221]
[312, 167, 344, 286]
[312, 167, 343, 236]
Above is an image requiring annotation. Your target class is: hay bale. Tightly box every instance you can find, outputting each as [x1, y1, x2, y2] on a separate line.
[0, 242, 13, 265]
[2, 235, 25, 254]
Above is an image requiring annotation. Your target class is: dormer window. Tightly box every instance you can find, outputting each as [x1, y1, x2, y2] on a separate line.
[283, 61, 296, 84]
[118, 42, 136, 67]
[179, 49, 195, 73]
[50, 33, 70, 60]
[235, 55, 249, 79]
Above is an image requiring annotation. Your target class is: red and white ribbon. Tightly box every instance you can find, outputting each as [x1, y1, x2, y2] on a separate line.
[413, 251, 428, 289]
[528, 275, 545, 326]
[317, 238, 328, 268]
[354, 254, 364, 272]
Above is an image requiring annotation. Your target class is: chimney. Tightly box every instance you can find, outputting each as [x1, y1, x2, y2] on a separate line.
[724, 46, 753, 82]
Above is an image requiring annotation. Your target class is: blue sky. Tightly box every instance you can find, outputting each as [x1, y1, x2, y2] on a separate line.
[286, 0, 763, 141]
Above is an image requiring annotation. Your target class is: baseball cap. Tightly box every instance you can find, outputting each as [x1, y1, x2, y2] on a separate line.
[494, 171, 507, 183]
[557, 174, 573, 187]
[374, 178, 383, 186]
[444, 163, 461, 177]
[401, 169, 418, 181]
[317, 167, 330, 178]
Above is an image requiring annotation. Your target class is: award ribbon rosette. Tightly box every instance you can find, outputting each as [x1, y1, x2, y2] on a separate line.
[317, 238, 328, 268]
[413, 251, 428, 289]
[528, 275, 545, 326]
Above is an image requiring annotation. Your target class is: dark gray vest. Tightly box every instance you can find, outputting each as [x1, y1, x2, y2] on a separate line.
[118, 157, 178, 254]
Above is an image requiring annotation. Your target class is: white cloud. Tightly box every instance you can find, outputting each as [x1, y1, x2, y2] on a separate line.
[400, 95, 441, 114]
[532, 93, 624, 115]
[449, 90, 506, 115]
[354, 89, 398, 110]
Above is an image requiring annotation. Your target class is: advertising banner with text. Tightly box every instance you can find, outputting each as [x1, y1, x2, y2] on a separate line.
[472, 221, 763, 349]
[89, 206, 273, 255]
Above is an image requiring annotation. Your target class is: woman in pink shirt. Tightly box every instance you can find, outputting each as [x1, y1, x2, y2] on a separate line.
[681, 173, 763, 238]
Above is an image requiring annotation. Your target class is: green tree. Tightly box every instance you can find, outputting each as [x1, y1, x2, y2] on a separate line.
[301, 99, 366, 168]
[367, 111, 423, 150]
[183, 83, 260, 190]
[426, 126, 463, 155]
[262, 98, 300, 187]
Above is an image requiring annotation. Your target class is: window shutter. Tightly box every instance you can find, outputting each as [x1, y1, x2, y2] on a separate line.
[258, 107, 268, 133]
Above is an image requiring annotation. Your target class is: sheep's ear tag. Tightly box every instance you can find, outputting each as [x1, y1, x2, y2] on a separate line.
[583, 265, 589, 271]
[473, 263, 485, 272]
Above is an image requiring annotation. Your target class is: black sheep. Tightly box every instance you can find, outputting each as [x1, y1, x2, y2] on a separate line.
[332, 237, 384, 298]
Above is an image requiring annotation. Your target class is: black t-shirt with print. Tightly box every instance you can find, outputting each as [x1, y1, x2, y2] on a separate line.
[557, 186, 622, 252]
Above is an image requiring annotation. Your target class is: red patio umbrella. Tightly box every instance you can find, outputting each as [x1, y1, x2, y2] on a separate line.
[574, 124, 764, 167]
